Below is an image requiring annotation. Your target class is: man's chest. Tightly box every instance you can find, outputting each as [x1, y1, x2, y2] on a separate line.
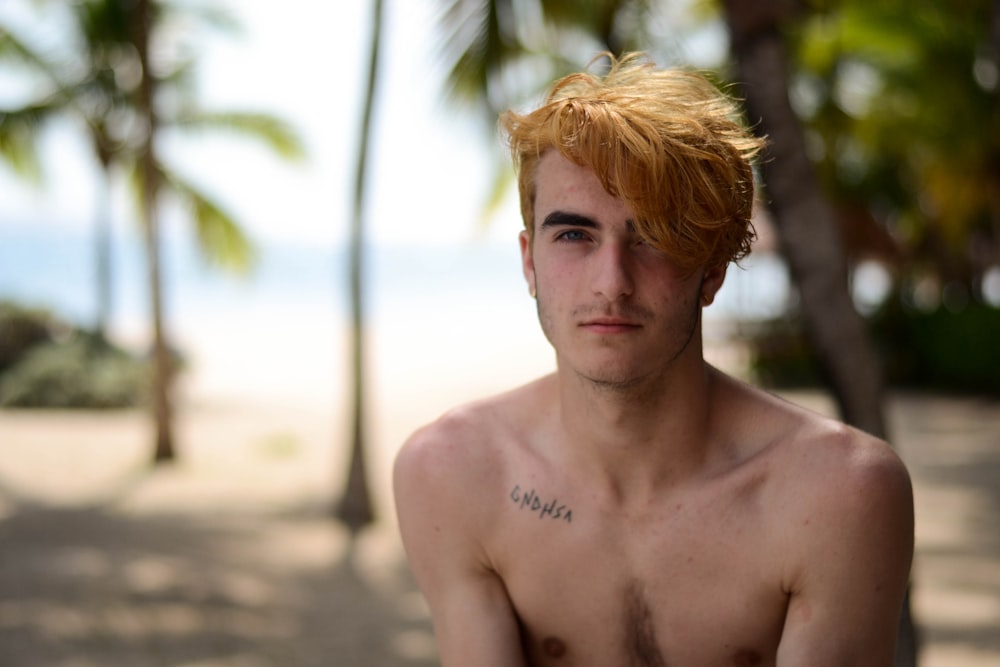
[491, 485, 789, 665]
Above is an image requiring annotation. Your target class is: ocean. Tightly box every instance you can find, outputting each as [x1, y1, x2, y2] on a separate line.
[0, 223, 791, 406]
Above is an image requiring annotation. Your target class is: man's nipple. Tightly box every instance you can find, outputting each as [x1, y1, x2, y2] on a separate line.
[542, 636, 567, 658]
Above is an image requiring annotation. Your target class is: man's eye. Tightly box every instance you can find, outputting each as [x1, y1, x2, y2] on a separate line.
[556, 229, 588, 242]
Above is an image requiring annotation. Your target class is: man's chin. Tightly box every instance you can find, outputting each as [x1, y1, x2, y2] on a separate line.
[575, 364, 651, 392]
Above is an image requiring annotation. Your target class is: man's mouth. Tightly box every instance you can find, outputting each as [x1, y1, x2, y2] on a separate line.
[580, 317, 642, 333]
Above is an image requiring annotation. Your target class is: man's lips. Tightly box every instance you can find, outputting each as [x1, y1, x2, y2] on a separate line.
[580, 317, 642, 333]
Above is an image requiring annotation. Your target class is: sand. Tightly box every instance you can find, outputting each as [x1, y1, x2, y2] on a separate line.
[0, 343, 998, 666]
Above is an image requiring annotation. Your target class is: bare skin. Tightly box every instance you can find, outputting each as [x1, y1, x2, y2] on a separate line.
[394, 153, 914, 666]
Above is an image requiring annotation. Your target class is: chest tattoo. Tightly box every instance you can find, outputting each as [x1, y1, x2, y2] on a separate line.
[509, 484, 573, 523]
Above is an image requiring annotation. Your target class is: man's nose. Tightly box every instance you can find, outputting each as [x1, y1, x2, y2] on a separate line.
[590, 241, 635, 300]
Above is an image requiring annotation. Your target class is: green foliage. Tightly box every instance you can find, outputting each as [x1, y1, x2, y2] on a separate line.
[789, 0, 999, 289]
[0, 300, 67, 374]
[0, 329, 148, 409]
[173, 111, 305, 161]
[435, 0, 647, 123]
[870, 298, 1000, 395]
[0, 0, 305, 276]
[162, 168, 258, 273]
[0, 102, 55, 181]
[0, 300, 149, 409]
[748, 302, 1000, 395]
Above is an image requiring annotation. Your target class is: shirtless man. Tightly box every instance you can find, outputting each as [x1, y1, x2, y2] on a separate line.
[394, 53, 914, 666]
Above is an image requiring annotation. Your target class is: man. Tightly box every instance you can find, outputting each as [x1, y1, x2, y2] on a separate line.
[394, 53, 913, 666]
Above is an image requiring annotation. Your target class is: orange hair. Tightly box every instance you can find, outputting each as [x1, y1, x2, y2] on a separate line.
[500, 53, 765, 272]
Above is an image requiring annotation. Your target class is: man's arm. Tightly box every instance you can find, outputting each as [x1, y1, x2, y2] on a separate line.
[776, 433, 914, 666]
[394, 418, 527, 667]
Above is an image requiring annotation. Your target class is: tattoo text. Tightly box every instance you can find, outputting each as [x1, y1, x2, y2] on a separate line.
[510, 484, 573, 523]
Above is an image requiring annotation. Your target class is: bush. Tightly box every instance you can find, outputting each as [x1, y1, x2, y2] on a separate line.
[0, 329, 148, 409]
[0, 299, 155, 409]
[0, 300, 69, 374]
[870, 298, 1000, 395]
[747, 300, 1000, 395]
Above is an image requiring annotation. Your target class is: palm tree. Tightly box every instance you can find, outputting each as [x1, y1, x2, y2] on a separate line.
[131, 0, 304, 462]
[3, 0, 144, 341]
[335, 0, 384, 534]
[131, 0, 173, 460]
[720, 0, 889, 440]
[0, 0, 304, 462]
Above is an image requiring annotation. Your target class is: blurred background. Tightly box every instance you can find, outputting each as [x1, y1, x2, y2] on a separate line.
[0, 0, 998, 666]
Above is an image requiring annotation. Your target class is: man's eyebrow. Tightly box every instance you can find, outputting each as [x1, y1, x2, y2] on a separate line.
[539, 211, 599, 230]
[539, 211, 638, 232]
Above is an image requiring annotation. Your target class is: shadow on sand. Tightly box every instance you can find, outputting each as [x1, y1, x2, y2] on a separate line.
[891, 392, 1000, 660]
[1, 391, 998, 666]
[0, 471, 437, 667]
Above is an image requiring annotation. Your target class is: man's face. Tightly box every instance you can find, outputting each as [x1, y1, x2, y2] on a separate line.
[520, 151, 725, 390]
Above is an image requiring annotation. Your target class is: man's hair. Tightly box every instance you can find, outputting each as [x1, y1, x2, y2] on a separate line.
[499, 52, 765, 272]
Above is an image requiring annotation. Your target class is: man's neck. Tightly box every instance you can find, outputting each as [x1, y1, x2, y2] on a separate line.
[555, 356, 718, 506]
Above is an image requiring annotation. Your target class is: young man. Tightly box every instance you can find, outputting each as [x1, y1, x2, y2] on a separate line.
[394, 53, 913, 666]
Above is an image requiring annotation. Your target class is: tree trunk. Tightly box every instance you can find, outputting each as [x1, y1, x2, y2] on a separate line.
[94, 161, 113, 342]
[721, 1, 918, 663]
[133, 0, 175, 464]
[336, 0, 384, 533]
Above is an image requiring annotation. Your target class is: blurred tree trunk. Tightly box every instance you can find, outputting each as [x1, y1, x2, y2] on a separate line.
[94, 158, 113, 342]
[133, 0, 176, 463]
[721, 1, 917, 664]
[93, 129, 117, 344]
[990, 0, 1000, 256]
[336, 0, 384, 533]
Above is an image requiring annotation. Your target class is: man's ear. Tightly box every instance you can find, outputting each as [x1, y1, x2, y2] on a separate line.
[519, 230, 537, 298]
[700, 263, 727, 307]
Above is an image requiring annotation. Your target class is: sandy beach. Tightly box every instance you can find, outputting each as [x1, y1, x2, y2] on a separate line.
[0, 340, 998, 666]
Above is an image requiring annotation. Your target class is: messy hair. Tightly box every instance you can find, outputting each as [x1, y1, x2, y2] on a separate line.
[499, 52, 765, 272]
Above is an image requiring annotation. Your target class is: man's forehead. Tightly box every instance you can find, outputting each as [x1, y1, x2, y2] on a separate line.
[535, 154, 609, 202]
[533, 153, 631, 222]
[535, 150, 591, 180]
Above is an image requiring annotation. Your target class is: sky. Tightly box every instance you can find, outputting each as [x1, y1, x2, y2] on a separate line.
[185, 0, 507, 246]
[0, 0, 514, 247]
[0, 0, 729, 249]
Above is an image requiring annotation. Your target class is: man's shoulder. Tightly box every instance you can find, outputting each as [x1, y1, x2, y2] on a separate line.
[394, 402, 501, 496]
[393, 377, 557, 568]
[394, 375, 554, 498]
[759, 404, 914, 632]
[752, 394, 909, 510]
[778, 406, 909, 501]
[761, 401, 913, 577]
[719, 375, 908, 494]
[714, 375, 913, 529]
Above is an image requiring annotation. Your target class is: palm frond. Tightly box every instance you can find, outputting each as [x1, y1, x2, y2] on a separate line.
[437, 0, 526, 108]
[0, 103, 62, 181]
[0, 23, 74, 93]
[162, 167, 257, 274]
[168, 110, 305, 160]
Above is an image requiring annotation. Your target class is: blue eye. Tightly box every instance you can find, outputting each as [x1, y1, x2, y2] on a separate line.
[556, 229, 588, 242]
